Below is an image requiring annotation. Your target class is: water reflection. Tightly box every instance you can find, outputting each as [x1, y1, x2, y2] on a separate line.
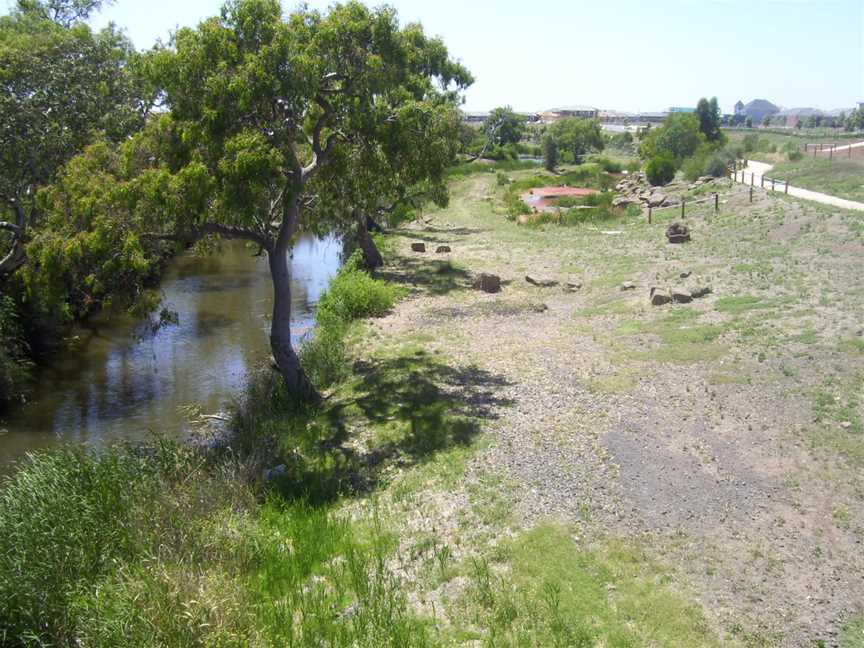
[0, 234, 342, 465]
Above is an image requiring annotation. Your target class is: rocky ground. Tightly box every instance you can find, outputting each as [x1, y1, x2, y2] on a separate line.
[356, 171, 864, 646]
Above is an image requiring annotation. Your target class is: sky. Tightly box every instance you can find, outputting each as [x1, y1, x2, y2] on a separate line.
[6, 0, 863, 113]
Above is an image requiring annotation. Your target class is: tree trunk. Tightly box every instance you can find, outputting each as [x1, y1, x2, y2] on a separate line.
[356, 211, 383, 270]
[268, 234, 319, 402]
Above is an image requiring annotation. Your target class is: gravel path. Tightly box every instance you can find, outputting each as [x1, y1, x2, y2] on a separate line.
[733, 160, 864, 211]
[374, 174, 864, 646]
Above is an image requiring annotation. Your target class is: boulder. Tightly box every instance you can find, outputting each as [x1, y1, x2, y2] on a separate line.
[650, 287, 672, 306]
[679, 270, 692, 279]
[690, 286, 713, 299]
[411, 242, 426, 252]
[473, 273, 501, 293]
[698, 176, 715, 183]
[517, 214, 531, 226]
[647, 192, 667, 207]
[672, 289, 693, 304]
[620, 281, 636, 291]
[530, 302, 549, 313]
[525, 274, 559, 287]
[666, 222, 690, 244]
[564, 281, 582, 292]
[612, 196, 640, 208]
[435, 245, 451, 253]
[663, 195, 681, 206]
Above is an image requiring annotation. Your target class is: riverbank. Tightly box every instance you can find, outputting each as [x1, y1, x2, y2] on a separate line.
[2, 169, 863, 646]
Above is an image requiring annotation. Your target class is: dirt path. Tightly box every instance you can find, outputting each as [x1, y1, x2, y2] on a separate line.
[733, 160, 864, 211]
[376, 174, 864, 646]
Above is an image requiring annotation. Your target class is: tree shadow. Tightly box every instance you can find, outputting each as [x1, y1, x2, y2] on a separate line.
[376, 257, 473, 296]
[268, 350, 514, 504]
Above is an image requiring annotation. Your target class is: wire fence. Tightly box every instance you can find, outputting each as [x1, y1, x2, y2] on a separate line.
[804, 142, 864, 159]
[645, 186, 756, 223]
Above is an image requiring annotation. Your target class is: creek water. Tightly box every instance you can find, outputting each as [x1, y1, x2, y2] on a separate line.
[0, 235, 343, 467]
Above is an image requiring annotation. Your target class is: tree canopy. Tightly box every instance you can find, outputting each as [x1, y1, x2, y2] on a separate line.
[483, 106, 525, 148]
[639, 113, 705, 163]
[695, 97, 722, 142]
[0, 1, 147, 278]
[137, 0, 472, 396]
[545, 117, 604, 164]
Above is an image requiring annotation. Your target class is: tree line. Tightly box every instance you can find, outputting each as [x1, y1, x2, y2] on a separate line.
[0, 0, 472, 405]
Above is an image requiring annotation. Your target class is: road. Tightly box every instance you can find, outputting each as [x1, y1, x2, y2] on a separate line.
[732, 159, 864, 211]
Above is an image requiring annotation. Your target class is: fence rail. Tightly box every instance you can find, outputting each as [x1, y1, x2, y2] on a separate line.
[803, 142, 864, 159]
[646, 186, 754, 223]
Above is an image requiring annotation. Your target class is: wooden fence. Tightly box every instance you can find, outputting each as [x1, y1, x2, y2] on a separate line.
[803, 142, 864, 159]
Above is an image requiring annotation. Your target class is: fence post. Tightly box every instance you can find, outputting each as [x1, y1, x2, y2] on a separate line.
[804, 143, 808, 152]
[681, 200, 685, 219]
[749, 186, 754, 203]
[761, 175, 765, 188]
[714, 193, 719, 212]
[830, 145, 833, 160]
[648, 206, 652, 224]
[751, 172, 754, 187]
[785, 180, 789, 194]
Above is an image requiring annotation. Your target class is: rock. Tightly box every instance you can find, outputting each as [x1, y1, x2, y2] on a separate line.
[612, 196, 641, 208]
[672, 289, 693, 304]
[564, 281, 582, 292]
[620, 281, 636, 291]
[648, 192, 667, 207]
[698, 176, 715, 183]
[680, 270, 692, 279]
[650, 287, 672, 306]
[690, 286, 712, 299]
[663, 195, 681, 206]
[530, 302, 549, 313]
[666, 222, 690, 244]
[517, 214, 532, 225]
[263, 464, 287, 482]
[639, 189, 652, 200]
[840, 421, 853, 429]
[435, 245, 451, 253]
[411, 242, 426, 252]
[472, 273, 501, 293]
[525, 274, 559, 287]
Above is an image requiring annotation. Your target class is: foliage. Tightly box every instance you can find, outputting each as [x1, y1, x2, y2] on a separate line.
[787, 149, 803, 161]
[639, 113, 705, 165]
[483, 106, 526, 147]
[0, 294, 32, 406]
[137, 0, 471, 395]
[545, 117, 604, 164]
[645, 154, 676, 186]
[845, 108, 864, 131]
[16, 134, 173, 321]
[301, 252, 402, 388]
[0, 2, 148, 278]
[695, 97, 722, 142]
[681, 143, 733, 181]
[542, 133, 558, 171]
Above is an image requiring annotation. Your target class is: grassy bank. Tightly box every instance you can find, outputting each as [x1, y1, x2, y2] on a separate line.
[769, 154, 864, 202]
[3, 162, 864, 645]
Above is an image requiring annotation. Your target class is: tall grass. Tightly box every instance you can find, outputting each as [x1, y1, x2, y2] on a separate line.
[300, 251, 402, 388]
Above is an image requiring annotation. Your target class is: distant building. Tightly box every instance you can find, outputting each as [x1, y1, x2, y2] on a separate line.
[537, 105, 598, 122]
[632, 111, 668, 124]
[668, 107, 695, 113]
[740, 99, 780, 124]
[734, 100, 745, 115]
[462, 111, 489, 124]
[859, 101, 864, 110]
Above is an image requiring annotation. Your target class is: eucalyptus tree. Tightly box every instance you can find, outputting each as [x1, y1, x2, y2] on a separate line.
[144, 0, 472, 398]
[0, 0, 147, 278]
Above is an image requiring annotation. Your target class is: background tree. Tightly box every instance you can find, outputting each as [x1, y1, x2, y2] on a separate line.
[638, 113, 704, 164]
[483, 106, 525, 148]
[695, 97, 722, 141]
[745, 116, 753, 128]
[141, 0, 471, 398]
[542, 133, 558, 171]
[545, 117, 604, 164]
[0, 1, 147, 279]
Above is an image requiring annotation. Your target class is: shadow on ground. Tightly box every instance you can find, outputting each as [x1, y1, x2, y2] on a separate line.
[269, 350, 514, 503]
[377, 256, 473, 296]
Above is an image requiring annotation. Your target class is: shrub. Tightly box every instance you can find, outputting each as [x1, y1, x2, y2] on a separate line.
[787, 149, 803, 161]
[496, 171, 510, 186]
[591, 156, 624, 173]
[646, 155, 676, 186]
[301, 255, 402, 388]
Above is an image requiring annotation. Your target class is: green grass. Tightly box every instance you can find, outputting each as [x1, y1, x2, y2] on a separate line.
[769, 155, 864, 202]
[842, 616, 864, 647]
[617, 308, 728, 364]
[452, 524, 728, 647]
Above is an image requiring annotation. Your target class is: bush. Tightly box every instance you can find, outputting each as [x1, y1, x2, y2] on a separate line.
[496, 172, 510, 186]
[591, 156, 624, 173]
[787, 149, 803, 161]
[301, 254, 402, 388]
[646, 155, 676, 186]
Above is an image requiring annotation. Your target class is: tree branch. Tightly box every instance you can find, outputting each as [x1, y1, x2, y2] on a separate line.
[143, 222, 271, 250]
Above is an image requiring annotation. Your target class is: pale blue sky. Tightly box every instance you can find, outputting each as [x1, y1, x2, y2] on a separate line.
[6, 0, 863, 112]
